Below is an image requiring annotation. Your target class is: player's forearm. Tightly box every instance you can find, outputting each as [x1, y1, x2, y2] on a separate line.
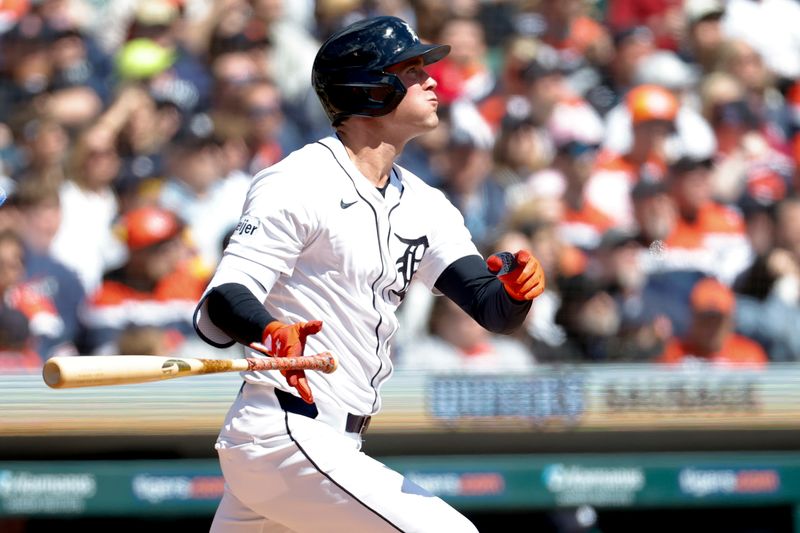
[205, 283, 277, 345]
[434, 255, 532, 334]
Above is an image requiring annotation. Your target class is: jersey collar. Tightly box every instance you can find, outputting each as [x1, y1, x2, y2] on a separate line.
[320, 135, 404, 204]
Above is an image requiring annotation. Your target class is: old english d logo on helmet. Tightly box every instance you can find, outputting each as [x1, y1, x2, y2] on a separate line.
[312, 16, 450, 125]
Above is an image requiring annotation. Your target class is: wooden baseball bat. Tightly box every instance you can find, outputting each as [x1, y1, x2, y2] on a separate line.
[43, 352, 338, 389]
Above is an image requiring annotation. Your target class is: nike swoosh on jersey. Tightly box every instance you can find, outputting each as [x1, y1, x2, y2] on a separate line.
[340, 199, 358, 209]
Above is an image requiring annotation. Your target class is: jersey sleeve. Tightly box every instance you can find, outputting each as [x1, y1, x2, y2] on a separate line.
[194, 168, 317, 347]
[412, 188, 480, 291]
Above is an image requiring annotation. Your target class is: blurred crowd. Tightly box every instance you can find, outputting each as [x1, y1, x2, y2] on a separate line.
[1, 0, 799, 372]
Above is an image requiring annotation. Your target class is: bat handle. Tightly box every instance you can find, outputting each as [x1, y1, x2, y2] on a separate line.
[487, 251, 518, 276]
[243, 352, 338, 374]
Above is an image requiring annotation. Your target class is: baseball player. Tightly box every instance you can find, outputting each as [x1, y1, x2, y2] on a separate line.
[194, 16, 545, 533]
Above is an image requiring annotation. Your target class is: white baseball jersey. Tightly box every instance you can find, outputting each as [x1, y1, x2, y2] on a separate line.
[195, 135, 478, 416]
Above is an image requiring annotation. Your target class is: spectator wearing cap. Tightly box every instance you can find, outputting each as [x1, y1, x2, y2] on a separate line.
[158, 130, 249, 268]
[49, 126, 125, 292]
[682, 0, 727, 73]
[604, 50, 717, 162]
[663, 156, 751, 284]
[79, 206, 208, 354]
[541, 101, 611, 251]
[658, 277, 767, 367]
[586, 84, 679, 228]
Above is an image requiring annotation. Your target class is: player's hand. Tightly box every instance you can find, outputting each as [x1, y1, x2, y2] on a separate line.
[252, 320, 323, 404]
[486, 250, 545, 301]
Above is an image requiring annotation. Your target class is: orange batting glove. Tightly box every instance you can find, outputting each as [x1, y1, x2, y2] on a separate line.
[253, 320, 323, 404]
[486, 250, 546, 301]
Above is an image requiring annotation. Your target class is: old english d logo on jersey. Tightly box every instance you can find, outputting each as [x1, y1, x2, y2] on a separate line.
[391, 235, 428, 299]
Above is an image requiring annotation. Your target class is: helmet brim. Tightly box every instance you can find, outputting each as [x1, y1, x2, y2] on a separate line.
[389, 43, 450, 68]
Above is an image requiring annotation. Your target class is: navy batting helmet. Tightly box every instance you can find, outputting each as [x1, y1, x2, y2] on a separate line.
[312, 16, 450, 125]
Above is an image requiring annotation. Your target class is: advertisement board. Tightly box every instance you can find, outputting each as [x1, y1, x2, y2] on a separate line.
[2, 363, 800, 436]
[1, 453, 799, 517]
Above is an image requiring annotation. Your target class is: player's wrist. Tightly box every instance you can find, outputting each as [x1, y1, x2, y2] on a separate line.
[262, 321, 286, 342]
[500, 284, 527, 302]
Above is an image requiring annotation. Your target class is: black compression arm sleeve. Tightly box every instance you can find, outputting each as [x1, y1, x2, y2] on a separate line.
[205, 283, 277, 345]
[434, 255, 532, 334]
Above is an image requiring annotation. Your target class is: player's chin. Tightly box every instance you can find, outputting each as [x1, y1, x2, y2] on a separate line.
[419, 112, 440, 130]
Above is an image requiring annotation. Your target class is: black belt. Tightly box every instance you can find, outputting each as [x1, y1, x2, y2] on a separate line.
[274, 388, 371, 435]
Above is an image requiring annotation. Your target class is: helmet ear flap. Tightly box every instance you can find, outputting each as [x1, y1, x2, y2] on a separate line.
[325, 71, 407, 124]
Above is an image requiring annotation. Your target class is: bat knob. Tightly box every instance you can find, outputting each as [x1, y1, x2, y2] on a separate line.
[326, 352, 339, 373]
[487, 251, 518, 276]
[42, 360, 63, 389]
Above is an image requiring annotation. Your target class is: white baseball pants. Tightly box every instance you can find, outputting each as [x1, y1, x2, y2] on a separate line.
[209, 385, 478, 533]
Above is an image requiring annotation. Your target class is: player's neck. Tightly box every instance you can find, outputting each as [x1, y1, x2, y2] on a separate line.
[337, 130, 404, 188]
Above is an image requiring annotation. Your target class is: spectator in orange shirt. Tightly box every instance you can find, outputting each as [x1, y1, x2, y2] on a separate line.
[80, 206, 208, 354]
[586, 84, 678, 227]
[664, 155, 751, 283]
[658, 277, 767, 367]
